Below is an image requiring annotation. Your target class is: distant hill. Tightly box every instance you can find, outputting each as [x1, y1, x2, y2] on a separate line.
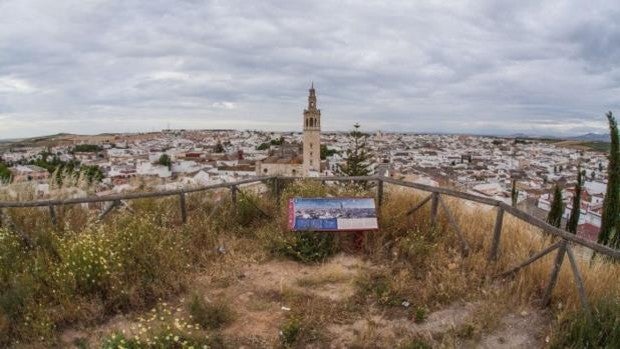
[505, 132, 610, 143]
[568, 133, 609, 142]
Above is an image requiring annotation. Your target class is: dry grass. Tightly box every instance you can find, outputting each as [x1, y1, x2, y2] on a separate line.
[0, 180, 618, 347]
[296, 264, 352, 288]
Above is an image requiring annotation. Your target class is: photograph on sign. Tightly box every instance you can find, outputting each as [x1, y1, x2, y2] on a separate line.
[288, 197, 379, 231]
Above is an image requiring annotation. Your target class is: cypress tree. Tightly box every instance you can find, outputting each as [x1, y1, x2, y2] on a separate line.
[547, 184, 564, 228]
[598, 111, 620, 248]
[511, 179, 519, 207]
[566, 165, 583, 234]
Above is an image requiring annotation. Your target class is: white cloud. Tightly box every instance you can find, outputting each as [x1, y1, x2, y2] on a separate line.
[212, 101, 236, 110]
[0, 76, 37, 94]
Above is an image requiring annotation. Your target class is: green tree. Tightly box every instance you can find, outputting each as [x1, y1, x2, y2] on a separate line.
[547, 184, 564, 228]
[256, 142, 270, 151]
[270, 137, 284, 146]
[338, 123, 372, 178]
[511, 179, 519, 207]
[72, 144, 102, 153]
[599, 111, 620, 248]
[81, 165, 104, 184]
[0, 163, 11, 183]
[157, 154, 172, 170]
[320, 144, 337, 160]
[566, 166, 583, 234]
[214, 142, 225, 153]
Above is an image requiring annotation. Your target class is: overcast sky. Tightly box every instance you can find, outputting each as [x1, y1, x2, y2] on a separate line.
[1, 0, 619, 139]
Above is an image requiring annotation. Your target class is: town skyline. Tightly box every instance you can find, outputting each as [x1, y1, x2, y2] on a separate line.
[0, 85, 611, 255]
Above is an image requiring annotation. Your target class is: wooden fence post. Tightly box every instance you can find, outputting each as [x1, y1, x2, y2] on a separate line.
[566, 245, 591, 313]
[49, 205, 57, 227]
[274, 177, 281, 203]
[99, 200, 120, 220]
[376, 177, 384, 208]
[406, 194, 432, 216]
[488, 207, 505, 261]
[231, 185, 238, 205]
[0, 208, 4, 228]
[430, 192, 439, 226]
[439, 197, 470, 257]
[495, 241, 563, 278]
[179, 192, 187, 224]
[542, 240, 568, 307]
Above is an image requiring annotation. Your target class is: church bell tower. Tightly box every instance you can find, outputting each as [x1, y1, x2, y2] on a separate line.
[303, 83, 321, 175]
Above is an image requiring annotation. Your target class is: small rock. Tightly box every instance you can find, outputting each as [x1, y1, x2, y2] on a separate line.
[401, 301, 411, 308]
[281, 306, 291, 311]
[520, 310, 529, 317]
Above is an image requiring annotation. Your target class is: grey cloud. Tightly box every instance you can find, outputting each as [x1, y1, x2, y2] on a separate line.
[0, 0, 619, 138]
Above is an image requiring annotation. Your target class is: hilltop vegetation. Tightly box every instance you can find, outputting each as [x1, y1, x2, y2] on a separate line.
[553, 140, 611, 153]
[0, 180, 618, 348]
[71, 144, 103, 153]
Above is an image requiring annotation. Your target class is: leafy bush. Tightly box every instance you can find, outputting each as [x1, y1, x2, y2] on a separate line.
[58, 229, 121, 296]
[0, 229, 28, 286]
[276, 231, 337, 264]
[0, 212, 193, 346]
[279, 317, 301, 347]
[0, 229, 58, 344]
[57, 215, 189, 310]
[0, 163, 11, 183]
[188, 294, 234, 329]
[550, 299, 620, 348]
[414, 306, 427, 323]
[235, 192, 266, 227]
[354, 270, 399, 306]
[396, 228, 439, 266]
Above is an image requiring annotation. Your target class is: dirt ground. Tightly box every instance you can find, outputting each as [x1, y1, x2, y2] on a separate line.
[62, 254, 549, 348]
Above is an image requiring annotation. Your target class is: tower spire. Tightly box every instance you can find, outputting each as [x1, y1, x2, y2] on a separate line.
[302, 84, 321, 175]
[307, 83, 317, 111]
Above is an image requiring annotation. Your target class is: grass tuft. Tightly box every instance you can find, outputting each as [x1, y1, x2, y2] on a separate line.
[550, 298, 620, 348]
[187, 294, 234, 330]
[279, 317, 302, 347]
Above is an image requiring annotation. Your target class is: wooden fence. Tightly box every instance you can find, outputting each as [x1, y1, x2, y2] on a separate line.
[1, 174, 619, 312]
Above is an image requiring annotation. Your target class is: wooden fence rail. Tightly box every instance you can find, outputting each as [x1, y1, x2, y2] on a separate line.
[1, 174, 619, 312]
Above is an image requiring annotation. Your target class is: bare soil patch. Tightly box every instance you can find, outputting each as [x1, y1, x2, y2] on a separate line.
[61, 253, 549, 348]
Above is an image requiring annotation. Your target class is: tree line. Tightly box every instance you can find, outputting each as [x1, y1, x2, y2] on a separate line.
[0, 150, 104, 186]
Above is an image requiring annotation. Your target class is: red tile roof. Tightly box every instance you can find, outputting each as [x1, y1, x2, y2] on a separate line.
[577, 223, 599, 242]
